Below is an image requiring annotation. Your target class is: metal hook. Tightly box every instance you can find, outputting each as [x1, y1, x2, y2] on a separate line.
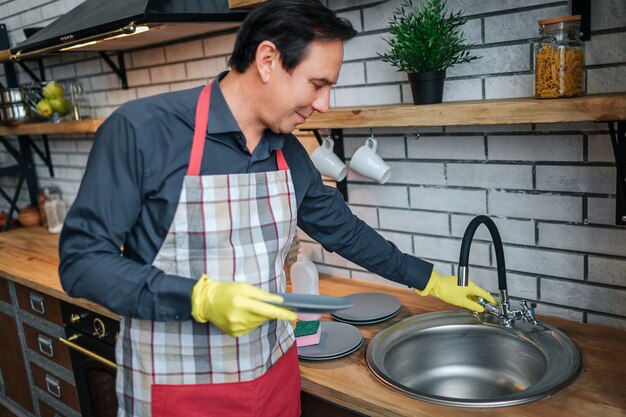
[413, 130, 421, 141]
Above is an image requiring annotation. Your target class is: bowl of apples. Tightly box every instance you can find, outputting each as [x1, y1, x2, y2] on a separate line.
[23, 81, 81, 123]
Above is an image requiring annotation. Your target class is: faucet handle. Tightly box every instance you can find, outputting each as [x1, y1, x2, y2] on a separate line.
[521, 300, 537, 313]
[476, 296, 500, 316]
[520, 300, 538, 325]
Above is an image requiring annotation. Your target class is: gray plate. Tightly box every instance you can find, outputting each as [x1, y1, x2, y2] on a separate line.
[268, 293, 354, 314]
[297, 322, 363, 359]
[299, 338, 364, 361]
[331, 292, 402, 322]
[332, 307, 401, 325]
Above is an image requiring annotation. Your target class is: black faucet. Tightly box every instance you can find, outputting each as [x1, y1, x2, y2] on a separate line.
[458, 215, 536, 325]
[458, 215, 507, 290]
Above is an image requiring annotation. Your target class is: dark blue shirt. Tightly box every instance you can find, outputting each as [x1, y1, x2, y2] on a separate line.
[59, 73, 433, 321]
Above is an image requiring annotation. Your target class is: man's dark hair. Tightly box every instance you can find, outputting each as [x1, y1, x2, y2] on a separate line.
[228, 0, 357, 73]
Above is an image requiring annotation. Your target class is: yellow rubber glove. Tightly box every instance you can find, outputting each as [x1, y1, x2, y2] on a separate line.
[191, 275, 297, 337]
[415, 270, 497, 312]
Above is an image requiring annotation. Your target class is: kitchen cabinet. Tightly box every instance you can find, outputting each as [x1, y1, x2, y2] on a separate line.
[0, 278, 10, 304]
[22, 323, 73, 371]
[30, 362, 80, 413]
[14, 282, 80, 416]
[0, 278, 81, 417]
[37, 399, 66, 417]
[0, 310, 34, 414]
[14, 283, 64, 327]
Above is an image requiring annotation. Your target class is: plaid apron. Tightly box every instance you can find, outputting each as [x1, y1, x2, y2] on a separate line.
[116, 82, 298, 416]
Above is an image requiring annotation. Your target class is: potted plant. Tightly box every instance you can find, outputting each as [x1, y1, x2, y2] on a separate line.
[380, 0, 479, 104]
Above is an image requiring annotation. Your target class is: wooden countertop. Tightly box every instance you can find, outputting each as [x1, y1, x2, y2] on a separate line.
[0, 227, 118, 319]
[1, 227, 625, 416]
[311, 278, 626, 417]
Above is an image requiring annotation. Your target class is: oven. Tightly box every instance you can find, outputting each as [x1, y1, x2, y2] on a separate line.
[59, 301, 119, 417]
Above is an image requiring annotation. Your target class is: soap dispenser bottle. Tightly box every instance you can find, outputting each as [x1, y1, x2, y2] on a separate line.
[290, 254, 320, 320]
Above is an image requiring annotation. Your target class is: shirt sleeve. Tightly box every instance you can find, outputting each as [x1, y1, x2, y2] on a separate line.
[289, 137, 433, 290]
[58, 113, 195, 321]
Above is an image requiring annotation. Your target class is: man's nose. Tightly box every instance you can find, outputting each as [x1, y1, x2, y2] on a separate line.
[312, 89, 331, 113]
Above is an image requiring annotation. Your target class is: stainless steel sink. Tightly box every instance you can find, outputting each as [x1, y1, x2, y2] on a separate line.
[366, 310, 582, 408]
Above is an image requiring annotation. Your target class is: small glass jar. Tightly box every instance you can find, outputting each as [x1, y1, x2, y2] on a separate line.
[44, 193, 66, 234]
[38, 186, 61, 228]
[534, 15, 585, 99]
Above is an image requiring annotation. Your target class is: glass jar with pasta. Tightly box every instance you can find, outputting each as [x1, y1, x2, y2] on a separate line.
[534, 15, 585, 99]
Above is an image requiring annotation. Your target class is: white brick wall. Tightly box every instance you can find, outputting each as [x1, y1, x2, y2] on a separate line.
[1, 0, 626, 327]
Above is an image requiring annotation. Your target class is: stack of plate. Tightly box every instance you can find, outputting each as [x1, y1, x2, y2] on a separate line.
[266, 293, 370, 360]
[331, 292, 401, 325]
[297, 321, 363, 361]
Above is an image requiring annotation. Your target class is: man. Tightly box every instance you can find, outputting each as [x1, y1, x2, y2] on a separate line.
[59, 1, 495, 416]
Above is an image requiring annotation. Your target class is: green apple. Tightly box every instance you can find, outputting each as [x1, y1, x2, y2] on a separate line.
[61, 98, 73, 116]
[36, 100, 53, 117]
[49, 97, 69, 115]
[42, 82, 64, 99]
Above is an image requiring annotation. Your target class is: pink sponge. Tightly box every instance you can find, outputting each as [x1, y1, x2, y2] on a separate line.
[295, 320, 322, 347]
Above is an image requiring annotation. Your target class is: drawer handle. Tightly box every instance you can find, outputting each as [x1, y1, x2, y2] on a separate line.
[29, 293, 46, 315]
[45, 374, 61, 398]
[38, 334, 54, 358]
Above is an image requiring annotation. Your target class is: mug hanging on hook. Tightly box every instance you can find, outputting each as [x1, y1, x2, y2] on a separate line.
[349, 132, 392, 184]
[310, 135, 348, 181]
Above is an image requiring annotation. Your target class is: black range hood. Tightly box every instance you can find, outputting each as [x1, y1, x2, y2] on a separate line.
[11, 0, 248, 60]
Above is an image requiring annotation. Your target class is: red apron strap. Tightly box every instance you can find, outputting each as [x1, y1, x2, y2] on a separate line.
[188, 80, 290, 175]
[187, 82, 213, 176]
[276, 148, 289, 171]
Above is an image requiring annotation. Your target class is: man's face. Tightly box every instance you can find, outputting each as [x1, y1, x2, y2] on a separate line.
[262, 40, 344, 133]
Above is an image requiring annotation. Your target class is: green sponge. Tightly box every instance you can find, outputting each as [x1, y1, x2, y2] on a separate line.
[294, 320, 321, 337]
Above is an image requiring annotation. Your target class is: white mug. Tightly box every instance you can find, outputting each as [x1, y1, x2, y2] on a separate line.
[310, 137, 348, 181]
[349, 137, 391, 184]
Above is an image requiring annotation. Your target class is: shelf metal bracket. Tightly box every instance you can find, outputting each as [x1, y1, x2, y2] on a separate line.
[0, 24, 41, 230]
[0, 135, 39, 230]
[25, 135, 54, 177]
[313, 128, 348, 202]
[0, 174, 25, 231]
[608, 121, 626, 225]
[99, 51, 128, 89]
[16, 58, 45, 83]
[571, 0, 591, 41]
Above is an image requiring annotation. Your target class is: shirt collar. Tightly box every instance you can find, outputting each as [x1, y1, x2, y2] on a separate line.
[208, 71, 285, 153]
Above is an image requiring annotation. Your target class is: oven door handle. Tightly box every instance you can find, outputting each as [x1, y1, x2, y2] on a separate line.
[59, 335, 117, 369]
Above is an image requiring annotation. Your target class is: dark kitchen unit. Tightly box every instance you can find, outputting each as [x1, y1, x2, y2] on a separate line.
[60, 302, 119, 417]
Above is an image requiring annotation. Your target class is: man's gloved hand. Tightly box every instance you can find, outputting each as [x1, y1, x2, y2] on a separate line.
[415, 270, 497, 312]
[191, 275, 297, 337]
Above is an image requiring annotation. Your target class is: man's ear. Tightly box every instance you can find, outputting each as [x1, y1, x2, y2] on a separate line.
[255, 40, 280, 83]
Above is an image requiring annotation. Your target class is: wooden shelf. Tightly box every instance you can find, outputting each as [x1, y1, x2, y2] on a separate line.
[0, 119, 103, 136]
[0, 93, 624, 137]
[228, 0, 267, 8]
[0, 48, 11, 63]
[300, 93, 626, 129]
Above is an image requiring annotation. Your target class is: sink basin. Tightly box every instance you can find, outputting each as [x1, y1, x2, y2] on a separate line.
[366, 310, 581, 408]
